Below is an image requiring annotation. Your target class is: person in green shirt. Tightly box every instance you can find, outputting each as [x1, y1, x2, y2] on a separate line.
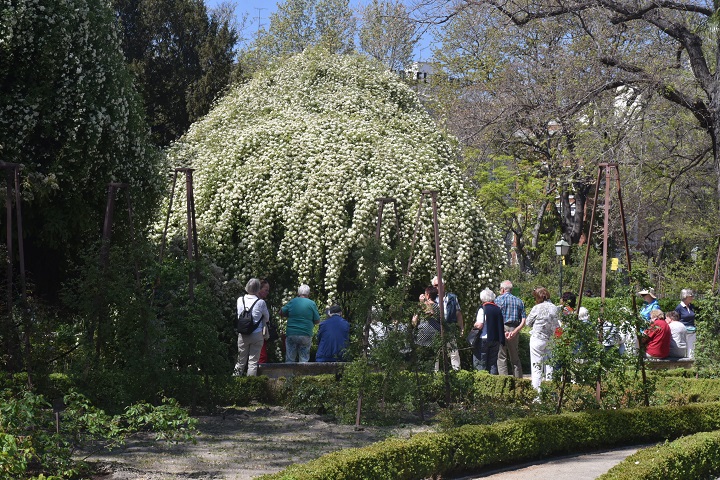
[281, 284, 320, 362]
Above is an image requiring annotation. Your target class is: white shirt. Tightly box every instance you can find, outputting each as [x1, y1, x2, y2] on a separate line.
[237, 294, 270, 334]
[475, 307, 488, 338]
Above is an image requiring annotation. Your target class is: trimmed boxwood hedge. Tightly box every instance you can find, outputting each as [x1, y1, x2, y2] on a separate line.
[655, 376, 720, 404]
[599, 429, 720, 480]
[258, 402, 720, 480]
[199, 371, 536, 417]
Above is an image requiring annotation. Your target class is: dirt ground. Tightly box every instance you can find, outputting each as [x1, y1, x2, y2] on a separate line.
[85, 406, 432, 480]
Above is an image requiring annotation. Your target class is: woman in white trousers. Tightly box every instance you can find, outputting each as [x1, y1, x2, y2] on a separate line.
[526, 287, 560, 391]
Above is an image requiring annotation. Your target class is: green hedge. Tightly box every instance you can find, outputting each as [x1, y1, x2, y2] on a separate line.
[278, 371, 536, 422]
[36, 371, 529, 415]
[655, 376, 720, 404]
[599, 429, 720, 480]
[258, 402, 720, 480]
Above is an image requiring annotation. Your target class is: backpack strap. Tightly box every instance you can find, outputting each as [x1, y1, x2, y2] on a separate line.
[241, 297, 260, 311]
[247, 298, 262, 327]
[248, 298, 260, 311]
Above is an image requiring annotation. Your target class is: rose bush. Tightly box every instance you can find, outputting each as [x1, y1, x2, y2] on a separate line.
[165, 49, 503, 303]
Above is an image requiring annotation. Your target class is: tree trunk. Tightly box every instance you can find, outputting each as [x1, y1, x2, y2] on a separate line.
[712, 115, 720, 202]
[560, 181, 591, 245]
[531, 199, 550, 250]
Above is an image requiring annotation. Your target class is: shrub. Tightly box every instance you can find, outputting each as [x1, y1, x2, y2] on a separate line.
[695, 296, 720, 376]
[281, 375, 341, 416]
[599, 429, 720, 480]
[165, 49, 503, 305]
[0, 388, 196, 479]
[0, 0, 163, 302]
[654, 376, 720, 405]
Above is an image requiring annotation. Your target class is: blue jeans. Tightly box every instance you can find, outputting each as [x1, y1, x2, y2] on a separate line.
[286, 335, 312, 362]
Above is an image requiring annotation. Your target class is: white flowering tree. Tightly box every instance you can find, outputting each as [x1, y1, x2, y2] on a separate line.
[0, 0, 164, 293]
[165, 49, 503, 305]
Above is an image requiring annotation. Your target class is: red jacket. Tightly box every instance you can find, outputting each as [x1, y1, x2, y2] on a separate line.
[645, 319, 671, 358]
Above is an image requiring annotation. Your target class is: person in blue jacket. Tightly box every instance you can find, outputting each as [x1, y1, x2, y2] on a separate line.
[638, 287, 660, 322]
[316, 305, 350, 362]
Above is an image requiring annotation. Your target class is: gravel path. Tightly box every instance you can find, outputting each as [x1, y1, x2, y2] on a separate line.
[86, 406, 430, 479]
[457, 446, 644, 479]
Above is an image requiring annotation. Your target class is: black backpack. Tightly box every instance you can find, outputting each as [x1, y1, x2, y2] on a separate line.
[235, 297, 262, 334]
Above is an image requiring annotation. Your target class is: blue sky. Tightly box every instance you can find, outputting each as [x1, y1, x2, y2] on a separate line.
[207, 0, 437, 61]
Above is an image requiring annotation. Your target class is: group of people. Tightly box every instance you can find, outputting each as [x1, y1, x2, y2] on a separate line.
[639, 287, 697, 360]
[412, 280, 530, 382]
[233, 281, 350, 377]
[467, 282, 560, 391]
[470, 281, 527, 377]
[411, 276, 464, 371]
[458, 283, 699, 392]
[233, 276, 700, 387]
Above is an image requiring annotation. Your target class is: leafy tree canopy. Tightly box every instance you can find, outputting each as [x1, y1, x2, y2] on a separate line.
[359, 0, 418, 71]
[112, 0, 238, 146]
[166, 50, 503, 304]
[239, 0, 355, 76]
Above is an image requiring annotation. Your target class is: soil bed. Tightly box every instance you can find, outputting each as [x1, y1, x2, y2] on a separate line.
[85, 405, 432, 479]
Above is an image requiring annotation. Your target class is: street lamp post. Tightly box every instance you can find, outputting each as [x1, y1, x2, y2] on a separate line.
[555, 239, 571, 298]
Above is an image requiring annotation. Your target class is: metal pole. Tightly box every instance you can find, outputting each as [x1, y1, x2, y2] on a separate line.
[99, 184, 120, 270]
[6, 168, 13, 323]
[1, 163, 31, 375]
[95, 183, 124, 357]
[576, 164, 646, 407]
[356, 197, 398, 430]
[600, 167, 611, 300]
[124, 189, 141, 287]
[559, 258, 563, 300]
[713, 237, 720, 294]
[595, 166, 613, 405]
[426, 190, 451, 405]
[426, 191, 445, 323]
[13, 166, 31, 386]
[577, 166, 603, 311]
[184, 171, 194, 300]
[4, 167, 16, 371]
[13, 167, 25, 303]
[158, 171, 179, 265]
[613, 165, 637, 315]
[175, 168, 197, 301]
[406, 193, 426, 277]
[611, 164, 646, 406]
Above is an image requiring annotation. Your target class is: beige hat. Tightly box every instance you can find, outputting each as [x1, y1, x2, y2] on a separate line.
[637, 287, 657, 299]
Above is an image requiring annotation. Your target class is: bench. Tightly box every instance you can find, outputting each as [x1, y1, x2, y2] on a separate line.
[257, 362, 346, 379]
[646, 357, 694, 370]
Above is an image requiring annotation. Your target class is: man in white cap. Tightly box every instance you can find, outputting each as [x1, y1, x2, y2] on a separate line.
[638, 287, 660, 322]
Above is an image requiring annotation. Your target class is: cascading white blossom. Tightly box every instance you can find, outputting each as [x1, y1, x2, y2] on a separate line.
[165, 49, 504, 304]
[0, 0, 163, 278]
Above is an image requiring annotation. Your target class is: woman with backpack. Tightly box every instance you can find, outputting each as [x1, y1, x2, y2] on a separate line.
[234, 278, 270, 376]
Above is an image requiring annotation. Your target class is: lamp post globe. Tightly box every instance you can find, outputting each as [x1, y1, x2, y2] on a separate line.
[555, 239, 570, 256]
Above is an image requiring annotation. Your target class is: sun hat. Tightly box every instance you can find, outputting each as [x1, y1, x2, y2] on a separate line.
[637, 287, 657, 299]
